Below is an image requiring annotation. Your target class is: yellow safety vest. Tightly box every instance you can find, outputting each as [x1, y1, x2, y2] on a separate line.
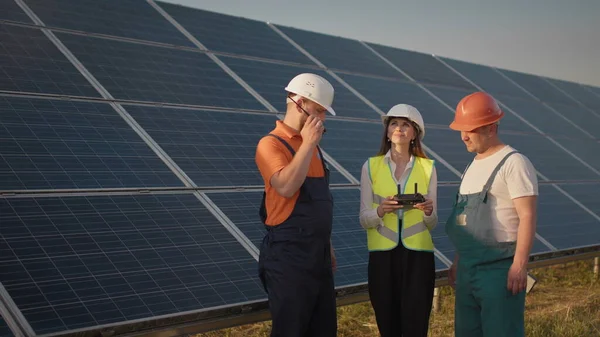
[367, 155, 435, 252]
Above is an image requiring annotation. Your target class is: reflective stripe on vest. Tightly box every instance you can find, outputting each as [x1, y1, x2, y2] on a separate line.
[367, 155, 435, 252]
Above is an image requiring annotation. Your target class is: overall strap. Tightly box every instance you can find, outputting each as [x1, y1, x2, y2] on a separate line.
[482, 150, 518, 194]
[316, 145, 328, 179]
[266, 134, 295, 155]
[266, 134, 328, 177]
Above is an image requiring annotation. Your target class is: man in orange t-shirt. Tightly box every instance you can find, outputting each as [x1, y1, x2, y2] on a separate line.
[255, 73, 337, 337]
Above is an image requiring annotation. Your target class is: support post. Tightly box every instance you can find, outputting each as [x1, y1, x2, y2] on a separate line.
[594, 257, 599, 280]
[432, 287, 440, 313]
[526, 273, 537, 294]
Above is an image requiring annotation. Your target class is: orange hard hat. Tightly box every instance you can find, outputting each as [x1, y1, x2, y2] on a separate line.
[449, 91, 504, 131]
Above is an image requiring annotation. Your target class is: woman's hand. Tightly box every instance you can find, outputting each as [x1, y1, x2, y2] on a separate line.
[414, 198, 433, 216]
[377, 196, 404, 217]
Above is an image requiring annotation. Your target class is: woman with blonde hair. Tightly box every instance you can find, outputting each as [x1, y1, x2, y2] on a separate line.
[359, 104, 438, 337]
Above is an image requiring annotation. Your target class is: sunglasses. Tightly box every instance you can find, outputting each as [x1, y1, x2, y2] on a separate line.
[289, 96, 327, 133]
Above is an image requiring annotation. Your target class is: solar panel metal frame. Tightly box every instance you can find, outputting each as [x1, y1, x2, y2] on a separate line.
[1, 0, 600, 336]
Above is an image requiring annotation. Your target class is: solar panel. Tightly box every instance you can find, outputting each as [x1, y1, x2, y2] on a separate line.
[497, 69, 579, 106]
[56, 32, 266, 110]
[538, 102, 600, 139]
[366, 43, 476, 90]
[549, 136, 600, 173]
[156, 1, 313, 65]
[582, 84, 600, 98]
[535, 185, 600, 249]
[23, 0, 195, 47]
[1, 1, 599, 335]
[439, 57, 533, 101]
[499, 96, 591, 138]
[558, 183, 600, 216]
[0, 0, 31, 23]
[0, 24, 100, 97]
[0, 194, 265, 335]
[122, 104, 351, 186]
[335, 73, 457, 127]
[0, 96, 183, 190]
[545, 77, 600, 111]
[0, 316, 12, 337]
[274, 25, 402, 79]
[220, 56, 380, 120]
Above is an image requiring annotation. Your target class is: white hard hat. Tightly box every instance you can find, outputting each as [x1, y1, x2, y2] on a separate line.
[382, 104, 426, 139]
[285, 73, 336, 116]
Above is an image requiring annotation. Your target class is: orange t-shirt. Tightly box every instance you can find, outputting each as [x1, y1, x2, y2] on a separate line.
[255, 121, 326, 226]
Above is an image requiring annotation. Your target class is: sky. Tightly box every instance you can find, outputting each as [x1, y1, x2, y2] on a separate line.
[161, 0, 600, 88]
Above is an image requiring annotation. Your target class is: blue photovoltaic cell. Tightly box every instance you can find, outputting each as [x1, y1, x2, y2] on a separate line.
[0, 315, 12, 337]
[123, 105, 350, 186]
[0, 194, 265, 335]
[582, 84, 600, 99]
[549, 136, 600, 174]
[366, 43, 475, 89]
[336, 73, 455, 127]
[275, 25, 401, 79]
[417, 128, 471, 181]
[424, 84, 534, 134]
[23, 0, 195, 47]
[158, 2, 312, 65]
[535, 185, 600, 250]
[538, 102, 600, 139]
[499, 96, 590, 138]
[319, 119, 395, 181]
[320, 119, 458, 183]
[498, 69, 577, 106]
[56, 32, 265, 110]
[558, 183, 600, 217]
[0, 0, 32, 23]
[208, 189, 449, 289]
[506, 133, 599, 181]
[440, 57, 532, 101]
[430, 186, 551, 264]
[0, 24, 100, 97]
[546, 78, 600, 111]
[206, 192, 266, 249]
[0, 97, 182, 190]
[221, 56, 379, 120]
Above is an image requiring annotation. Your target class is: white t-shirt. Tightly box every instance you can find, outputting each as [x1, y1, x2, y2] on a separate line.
[459, 145, 538, 242]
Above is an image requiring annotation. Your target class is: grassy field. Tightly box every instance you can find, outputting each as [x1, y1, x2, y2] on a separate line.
[198, 259, 600, 337]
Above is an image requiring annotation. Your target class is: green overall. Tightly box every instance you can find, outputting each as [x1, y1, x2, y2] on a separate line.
[445, 151, 525, 337]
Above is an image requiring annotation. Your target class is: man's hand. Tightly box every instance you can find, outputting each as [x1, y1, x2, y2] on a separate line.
[377, 196, 404, 217]
[414, 198, 434, 216]
[507, 262, 528, 295]
[300, 115, 324, 147]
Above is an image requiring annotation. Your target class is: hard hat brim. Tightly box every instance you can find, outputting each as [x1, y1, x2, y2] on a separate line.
[326, 106, 336, 116]
[449, 112, 504, 131]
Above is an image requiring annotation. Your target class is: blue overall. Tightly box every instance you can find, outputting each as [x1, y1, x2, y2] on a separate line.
[445, 151, 525, 337]
[258, 134, 337, 337]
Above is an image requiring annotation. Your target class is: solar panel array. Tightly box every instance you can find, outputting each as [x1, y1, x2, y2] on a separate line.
[1, 0, 599, 336]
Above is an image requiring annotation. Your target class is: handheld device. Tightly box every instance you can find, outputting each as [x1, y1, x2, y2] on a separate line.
[394, 182, 426, 206]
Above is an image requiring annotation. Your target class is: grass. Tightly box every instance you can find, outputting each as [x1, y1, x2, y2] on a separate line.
[197, 259, 600, 337]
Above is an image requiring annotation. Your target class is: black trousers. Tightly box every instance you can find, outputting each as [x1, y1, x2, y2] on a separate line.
[368, 241, 435, 337]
